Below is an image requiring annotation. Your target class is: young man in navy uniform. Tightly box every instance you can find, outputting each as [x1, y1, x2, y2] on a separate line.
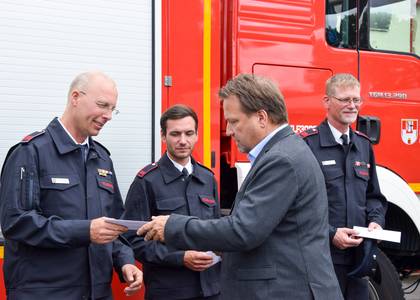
[0, 71, 142, 299]
[301, 73, 387, 300]
[123, 105, 220, 300]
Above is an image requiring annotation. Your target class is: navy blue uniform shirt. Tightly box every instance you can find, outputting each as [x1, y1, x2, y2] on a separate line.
[123, 153, 220, 300]
[0, 118, 134, 300]
[301, 120, 387, 264]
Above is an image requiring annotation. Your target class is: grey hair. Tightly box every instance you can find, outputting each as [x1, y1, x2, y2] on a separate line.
[326, 73, 360, 96]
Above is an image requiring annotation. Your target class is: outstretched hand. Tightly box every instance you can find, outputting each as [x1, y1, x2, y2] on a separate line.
[90, 217, 128, 244]
[137, 215, 170, 242]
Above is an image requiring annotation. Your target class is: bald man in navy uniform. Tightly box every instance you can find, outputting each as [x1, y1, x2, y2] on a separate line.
[0, 71, 142, 299]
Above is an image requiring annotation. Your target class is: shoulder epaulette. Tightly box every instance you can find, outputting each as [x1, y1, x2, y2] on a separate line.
[93, 140, 111, 155]
[354, 130, 371, 142]
[299, 128, 319, 139]
[195, 161, 214, 174]
[1, 143, 20, 177]
[21, 130, 45, 143]
[137, 163, 159, 178]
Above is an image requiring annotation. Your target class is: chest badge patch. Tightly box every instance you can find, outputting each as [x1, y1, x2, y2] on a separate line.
[355, 161, 370, 168]
[98, 169, 112, 177]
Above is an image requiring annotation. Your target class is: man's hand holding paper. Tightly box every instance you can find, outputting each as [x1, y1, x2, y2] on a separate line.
[137, 215, 169, 242]
[353, 225, 401, 243]
[104, 217, 148, 231]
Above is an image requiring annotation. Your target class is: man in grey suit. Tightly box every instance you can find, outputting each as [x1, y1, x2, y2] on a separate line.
[138, 74, 343, 300]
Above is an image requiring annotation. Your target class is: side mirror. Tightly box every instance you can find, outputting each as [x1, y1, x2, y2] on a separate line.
[357, 116, 381, 145]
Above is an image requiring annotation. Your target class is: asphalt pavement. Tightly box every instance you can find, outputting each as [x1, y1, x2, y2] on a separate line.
[402, 275, 420, 300]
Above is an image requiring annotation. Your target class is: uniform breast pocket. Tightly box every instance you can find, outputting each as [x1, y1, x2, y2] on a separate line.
[96, 175, 115, 194]
[322, 166, 344, 182]
[354, 165, 370, 190]
[199, 195, 217, 219]
[155, 197, 186, 215]
[39, 174, 80, 216]
[322, 166, 345, 197]
[96, 175, 116, 215]
[354, 165, 370, 181]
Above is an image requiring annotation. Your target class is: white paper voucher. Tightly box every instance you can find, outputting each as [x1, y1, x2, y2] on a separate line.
[353, 226, 401, 243]
[104, 217, 148, 231]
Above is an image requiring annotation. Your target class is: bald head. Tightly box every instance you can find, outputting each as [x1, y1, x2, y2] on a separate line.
[62, 71, 118, 143]
[67, 71, 117, 103]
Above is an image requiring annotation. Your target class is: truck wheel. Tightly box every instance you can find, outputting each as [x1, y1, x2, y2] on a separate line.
[368, 249, 404, 300]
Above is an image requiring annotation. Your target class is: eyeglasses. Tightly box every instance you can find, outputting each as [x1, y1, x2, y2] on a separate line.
[330, 95, 363, 105]
[79, 91, 120, 115]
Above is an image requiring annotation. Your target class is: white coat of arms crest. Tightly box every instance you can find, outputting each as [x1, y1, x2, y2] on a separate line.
[401, 119, 418, 145]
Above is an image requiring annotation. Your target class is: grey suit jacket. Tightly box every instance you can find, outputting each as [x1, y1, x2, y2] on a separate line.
[165, 126, 343, 300]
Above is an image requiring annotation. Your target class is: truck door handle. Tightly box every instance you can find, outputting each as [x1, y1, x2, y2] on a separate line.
[357, 116, 381, 145]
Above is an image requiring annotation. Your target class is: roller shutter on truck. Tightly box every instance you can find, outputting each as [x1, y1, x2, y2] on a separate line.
[0, 0, 157, 198]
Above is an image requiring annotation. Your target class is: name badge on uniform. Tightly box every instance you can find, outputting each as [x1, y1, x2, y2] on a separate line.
[51, 177, 70, 184]
[322, 160, 336, 166]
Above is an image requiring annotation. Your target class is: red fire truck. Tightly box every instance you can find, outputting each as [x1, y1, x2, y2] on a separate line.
[0, 0, 419, 299]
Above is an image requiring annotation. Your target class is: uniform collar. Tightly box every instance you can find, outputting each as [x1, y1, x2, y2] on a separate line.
[327, 121, 350, 145]
[158, 152, 205, 184]
[318, 119, 341, 147]
[47, 117, 104, 159]
[166, 153, 193, 174]
[57, 118, 89, 146]
[318, 119, 361, 152]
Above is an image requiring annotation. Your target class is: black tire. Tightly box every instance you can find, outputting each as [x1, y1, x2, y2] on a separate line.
[368, 249, 404, 300]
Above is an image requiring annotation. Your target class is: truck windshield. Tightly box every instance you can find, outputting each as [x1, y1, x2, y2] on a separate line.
[326, 0, 420, 57]
[368, 0, 420, 56]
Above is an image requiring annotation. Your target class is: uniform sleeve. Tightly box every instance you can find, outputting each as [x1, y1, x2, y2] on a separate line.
[112, 238, 136, 282]
[329, 225, 337, 241]
[110, 164, 136, 273]
[366, 145, 388, 227]
[212, 175, 221, 218]
[122, 176, 185, 267]
[109, 164, 125, 218]
[0, 145, 91, 248]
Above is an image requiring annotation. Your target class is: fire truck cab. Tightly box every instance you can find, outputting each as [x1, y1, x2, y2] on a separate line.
[0, 0, 419, 299]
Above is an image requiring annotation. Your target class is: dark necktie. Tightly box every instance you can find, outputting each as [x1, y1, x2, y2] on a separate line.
[80, 144, 89, 163]
[182, 167, 191, 184]
[182, 167, 189, 179]
[341, 134, 349, 153]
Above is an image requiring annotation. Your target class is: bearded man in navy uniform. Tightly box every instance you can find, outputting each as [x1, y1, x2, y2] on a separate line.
[301, 73, 387, 300]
